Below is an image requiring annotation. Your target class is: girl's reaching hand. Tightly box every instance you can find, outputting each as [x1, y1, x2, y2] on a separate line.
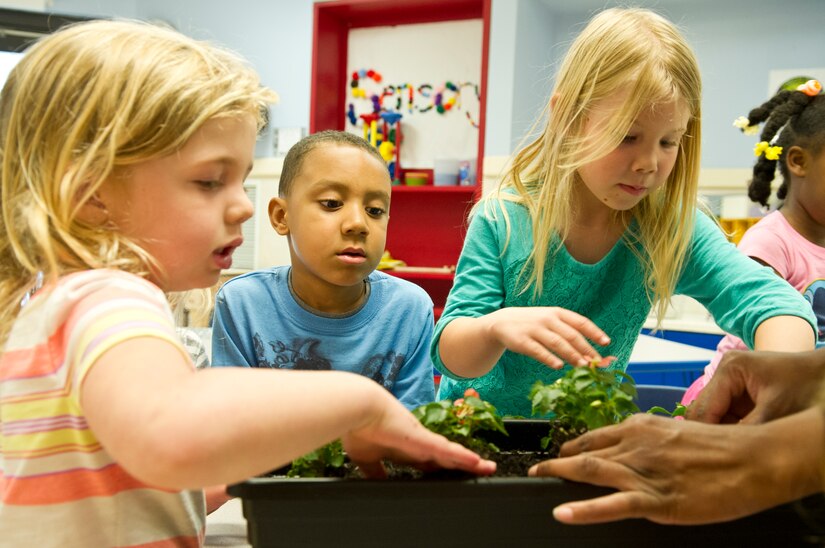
[341, 391, 497, 479]
[485, 307, 610, 369]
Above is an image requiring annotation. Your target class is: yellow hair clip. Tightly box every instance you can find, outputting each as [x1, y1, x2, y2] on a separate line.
[765, 146, 783, 160]
[796, 79, 822, 97]
[754, 141, 782, 160]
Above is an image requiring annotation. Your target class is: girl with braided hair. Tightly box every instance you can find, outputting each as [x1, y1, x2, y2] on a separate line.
[682, 80, 825, 405]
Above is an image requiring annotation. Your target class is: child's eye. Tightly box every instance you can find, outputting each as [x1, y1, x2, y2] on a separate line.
[622, 135, 637, 144]
[662, 139, 680, 148]
[366, 206, 386, 218]
[196, 180, 223, 190]
[319, 199, 343, 209]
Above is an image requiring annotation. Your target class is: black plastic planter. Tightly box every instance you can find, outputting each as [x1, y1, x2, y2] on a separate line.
[228, 420, 823, 547]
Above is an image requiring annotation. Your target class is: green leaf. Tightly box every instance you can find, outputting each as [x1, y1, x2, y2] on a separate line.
[647, 405, 671, 416]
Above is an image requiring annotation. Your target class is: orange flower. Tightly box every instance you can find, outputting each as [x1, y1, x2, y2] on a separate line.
[796, 79, 822, 97]
[463, 388, 480, 399]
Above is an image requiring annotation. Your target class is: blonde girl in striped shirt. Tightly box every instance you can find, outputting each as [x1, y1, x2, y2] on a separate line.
[0, 19, 494, 547]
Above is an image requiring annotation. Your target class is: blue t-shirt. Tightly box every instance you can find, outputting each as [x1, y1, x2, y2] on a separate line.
[212, 266, 435, 410]
[432, 199, 816, 417]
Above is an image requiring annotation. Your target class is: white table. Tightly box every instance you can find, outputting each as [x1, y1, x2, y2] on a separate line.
[629, 333, 716, 365]
[205, 498, 249, 548]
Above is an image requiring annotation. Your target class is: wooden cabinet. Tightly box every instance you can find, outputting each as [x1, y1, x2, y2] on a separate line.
[309, 0, 491, 318]
[384, 185, 479, 319]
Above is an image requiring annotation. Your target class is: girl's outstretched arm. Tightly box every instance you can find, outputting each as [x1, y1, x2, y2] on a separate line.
[752, 315, 815, 353]
[81, 337, 496, 489]
[437, 307, 610, 377]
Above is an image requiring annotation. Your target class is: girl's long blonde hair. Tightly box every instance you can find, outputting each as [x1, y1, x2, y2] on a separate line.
[490, 8, 702, 321]
[0, 20, 277, 345]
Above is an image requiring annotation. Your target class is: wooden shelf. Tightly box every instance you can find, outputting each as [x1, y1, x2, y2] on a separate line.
[392, 185, 478, 194]
[383, 268, 455, 281]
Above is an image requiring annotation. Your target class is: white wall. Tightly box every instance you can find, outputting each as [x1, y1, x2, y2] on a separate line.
[346, 19, 482, 169]
[1, 0, 47, 10]
[12, 0, 825, 169]
[492, 0, 825, 168]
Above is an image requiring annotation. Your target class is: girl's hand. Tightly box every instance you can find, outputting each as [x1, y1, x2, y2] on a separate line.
[486, 307, 610, 369]
[528, 410, 825, 525]
[341, 392, 497, 479]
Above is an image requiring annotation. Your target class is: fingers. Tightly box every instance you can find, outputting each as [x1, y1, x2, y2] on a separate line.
[686, 355, 745, 423]
[551, 492, 660, 525]
[529, 453, 638, 493]
[520, 339, 565, 368]
[555, 308, 611, 349]
[346, 423, 497, 478]
[557, 420, 627, 457]
[353, 459, 387, 479]
[513, 309, 611, 369]
[687, 355, 766, 424]
[418, 437, 497, 475]
[685, 394, 732, 423]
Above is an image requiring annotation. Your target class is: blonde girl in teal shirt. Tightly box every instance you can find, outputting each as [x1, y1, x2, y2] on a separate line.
[431, 7, 816, 417]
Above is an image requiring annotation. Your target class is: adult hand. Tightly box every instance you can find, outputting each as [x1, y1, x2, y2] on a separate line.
[687, 348, 825, 424]
[486, 307, 611, 369]
[528, 411, 825, 525]
[342, 392, 497, 479]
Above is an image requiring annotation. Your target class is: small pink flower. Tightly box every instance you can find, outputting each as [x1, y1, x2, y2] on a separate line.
[453, 398, 465, 407]
[589, 356, 617, 367]
[463, 388, 480, 399]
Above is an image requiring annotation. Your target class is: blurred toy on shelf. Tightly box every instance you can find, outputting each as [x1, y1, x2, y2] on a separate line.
[404, 171, 428, 186]
[377, 250, 406, 271]
[718, 217, 761, 245]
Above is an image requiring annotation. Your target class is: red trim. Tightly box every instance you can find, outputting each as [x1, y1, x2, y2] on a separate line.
[310, 0, 491, 311]
[314, 0, 483, 28]
[310, 0, 491, 160]
[476, 0, 490, 187]
[391, 185, 478, 194]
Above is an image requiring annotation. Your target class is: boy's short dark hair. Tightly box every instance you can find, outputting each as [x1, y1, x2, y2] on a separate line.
[278, 130, 388, 197]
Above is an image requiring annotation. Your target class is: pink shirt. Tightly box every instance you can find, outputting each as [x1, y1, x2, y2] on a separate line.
[683, 211, 825, 403]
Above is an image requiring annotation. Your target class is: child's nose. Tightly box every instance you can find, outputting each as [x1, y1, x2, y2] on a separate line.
[228, 187, 254, 225]
[633, 148, 658, 174]
[342, 206, 369, 235]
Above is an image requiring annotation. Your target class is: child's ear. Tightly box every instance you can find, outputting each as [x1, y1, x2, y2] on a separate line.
[76, 192, 109, 226]
[268, 197, 289, 235]
[785, 146, 808, 177]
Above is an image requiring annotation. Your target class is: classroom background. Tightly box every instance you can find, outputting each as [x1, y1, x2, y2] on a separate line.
[1, 0, 823, 380]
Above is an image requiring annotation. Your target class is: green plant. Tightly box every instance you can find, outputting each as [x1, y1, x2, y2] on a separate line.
[412, 388, 507, 456]
[287, 439, 346, 478]
[529, 364, 639, 449]
[648, 402, 687, 418]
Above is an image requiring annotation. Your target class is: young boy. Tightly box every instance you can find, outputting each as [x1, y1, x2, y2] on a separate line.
[211, 130, 436, 409]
